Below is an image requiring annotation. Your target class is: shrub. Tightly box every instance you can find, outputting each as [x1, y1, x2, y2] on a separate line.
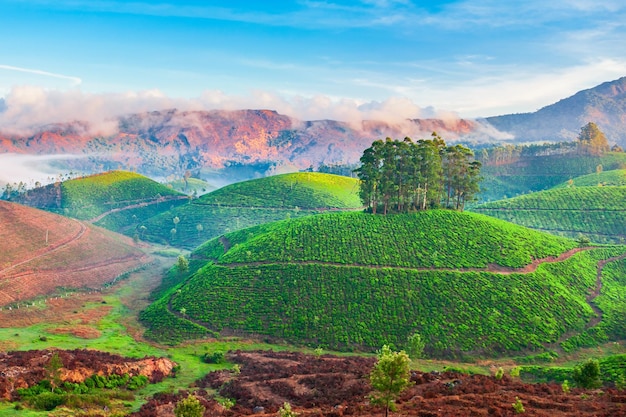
[406, 331, 425, 359]
[572, 358, 602, 389]
[174, 394, 205, 417]
[202, 351, 225, 364]
[30, 392, 65, 411]
[127, 375, 149, 390]
[512, 397, 525, 414]
[562, 379, 571, 394]
[278, 402, 299, 417]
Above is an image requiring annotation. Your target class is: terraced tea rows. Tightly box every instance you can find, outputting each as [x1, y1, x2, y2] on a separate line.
[142, 211, 626, 357]
[473, 187, 626, 243]
[140, 172, 362, 248]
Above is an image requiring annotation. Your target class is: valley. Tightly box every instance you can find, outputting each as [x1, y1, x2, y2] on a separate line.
[1, 131, 626, 415]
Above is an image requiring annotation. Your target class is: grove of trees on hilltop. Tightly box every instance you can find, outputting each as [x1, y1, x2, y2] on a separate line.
[355, 134, 481, 213]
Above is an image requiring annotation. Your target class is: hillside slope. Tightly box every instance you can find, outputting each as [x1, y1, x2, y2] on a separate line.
[13, 170, 188, 235]
[472, 186, 626, 243]
[141, 211, 626, 357]
[551, 169, 626, 188]
[140, 172, 362, 249]
[478, 152, 626, 202]
[0, 201, 148, 307]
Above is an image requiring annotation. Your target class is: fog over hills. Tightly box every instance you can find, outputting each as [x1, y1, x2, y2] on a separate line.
[1, 77, 625, 183]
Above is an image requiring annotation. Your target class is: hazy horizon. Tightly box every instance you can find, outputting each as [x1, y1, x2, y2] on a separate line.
[1, 1, 626, 133]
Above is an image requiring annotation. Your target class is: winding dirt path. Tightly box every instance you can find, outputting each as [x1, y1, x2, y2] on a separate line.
[0, 218, 87, 276]
[585, 251, 626, 328]
[213, 247, 590, 275]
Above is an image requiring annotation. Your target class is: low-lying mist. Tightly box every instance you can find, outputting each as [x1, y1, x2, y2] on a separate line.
[0, 153, 86, 187]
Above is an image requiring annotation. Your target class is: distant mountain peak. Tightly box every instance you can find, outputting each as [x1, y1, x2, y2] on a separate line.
[486, 76, 626, 143]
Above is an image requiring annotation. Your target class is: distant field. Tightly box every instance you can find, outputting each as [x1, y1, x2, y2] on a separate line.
[479, 152, 626, 202]
[552, 169, 626, 188]
[166, 177, 217, 195]
[13, 170, 188, 236]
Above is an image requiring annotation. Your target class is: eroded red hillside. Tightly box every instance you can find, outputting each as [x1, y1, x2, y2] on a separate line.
[0, 201, 148, 306]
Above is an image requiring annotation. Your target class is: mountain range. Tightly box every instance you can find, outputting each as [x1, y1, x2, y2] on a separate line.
[1, 76, 625, 182]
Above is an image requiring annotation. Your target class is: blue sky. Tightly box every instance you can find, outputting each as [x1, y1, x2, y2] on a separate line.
[1, 0, 626, 128]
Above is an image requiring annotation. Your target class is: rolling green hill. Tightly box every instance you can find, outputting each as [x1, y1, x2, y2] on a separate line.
[552, 169, 626, 188]
[472, 186, 626, 244]
[141, 210, 626, 358]
[139, 172, 362, 249]
[479, 152, 626, 202]
[14, 171, 188, 235]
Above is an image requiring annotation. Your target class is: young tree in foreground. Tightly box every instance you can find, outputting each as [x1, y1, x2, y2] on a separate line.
[370, 345, 412, 417]
[406, 332, 425, 359]
[45, 352, 63, 392]
[174, 394, 205, 417]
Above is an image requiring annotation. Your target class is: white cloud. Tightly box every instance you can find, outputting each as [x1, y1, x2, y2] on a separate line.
[0, 85, 444, 135]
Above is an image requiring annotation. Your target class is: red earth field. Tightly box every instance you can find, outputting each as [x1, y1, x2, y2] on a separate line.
[0, 200, 148, 307]
[132, 350, 626, 417]
[0, 349, 176, 401]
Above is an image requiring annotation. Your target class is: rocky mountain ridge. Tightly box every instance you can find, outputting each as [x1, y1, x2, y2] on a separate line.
[1, 77, 625, 182]
[486, 76, 626, 143]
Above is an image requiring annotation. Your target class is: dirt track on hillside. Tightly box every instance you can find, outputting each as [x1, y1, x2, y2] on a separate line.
[0, 219, 148, 307]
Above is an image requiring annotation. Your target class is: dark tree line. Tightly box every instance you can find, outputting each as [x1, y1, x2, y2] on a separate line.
[354, 134, 481, 214]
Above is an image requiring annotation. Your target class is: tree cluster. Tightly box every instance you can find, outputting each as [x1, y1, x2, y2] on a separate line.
[355, 134, 481, 214]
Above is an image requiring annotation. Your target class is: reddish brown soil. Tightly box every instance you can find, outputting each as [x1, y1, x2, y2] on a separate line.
[0, 292, 107, 328]
[0, 349, 176, 401]
[0, 201, 149, 307]
[132, 351, 626, 417]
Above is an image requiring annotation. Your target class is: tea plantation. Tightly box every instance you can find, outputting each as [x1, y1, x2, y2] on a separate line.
[139, 172, 362, 248]
[472, 186, 626, 243]
[141, 211, 626, 357]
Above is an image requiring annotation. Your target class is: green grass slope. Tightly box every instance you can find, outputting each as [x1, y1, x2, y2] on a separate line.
[17, 171, 188, 235]
[141, 211, 626, 358]
[479, 152, 626, 202]
[472, 187, 626, 244]
[139, 172, 362, 249]
[552, 169, 626, 188]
